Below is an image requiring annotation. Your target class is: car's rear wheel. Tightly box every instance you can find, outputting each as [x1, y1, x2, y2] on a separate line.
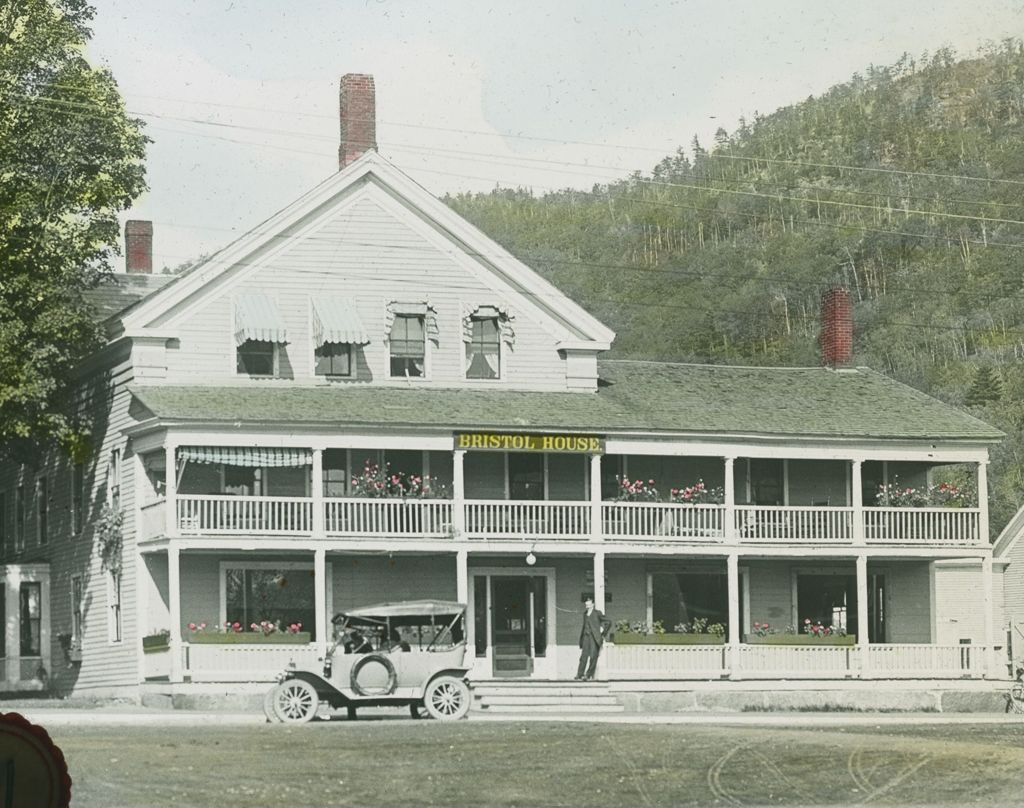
[262, 685, 282, 723]
[423, 676, 470, 720]
[273, 679, 319, 723]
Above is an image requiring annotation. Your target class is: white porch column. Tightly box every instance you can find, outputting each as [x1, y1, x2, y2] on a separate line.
[165, 441, 178, 538]
[590, 453, 603, 542]
[723, 457, 737, 544]
[982, 554, 994, 678]
[452, 449, 466, 538]
[856, 554, 869, 677]
[311, 448, 324, 537]
[168, 545, 182, 682]
[314, 548, 327, 658]
[851, 459, 864, 544]
[593, 550, 607, 681]
[977, 461, 990, 545]
[455, 549, 469, 604]
[727, 553, 740, 678]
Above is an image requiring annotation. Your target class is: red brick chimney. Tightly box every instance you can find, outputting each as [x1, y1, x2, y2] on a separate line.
[820, 287, 853, 367]
[125, 220, 153, 274]
[339, 73, 376, 169]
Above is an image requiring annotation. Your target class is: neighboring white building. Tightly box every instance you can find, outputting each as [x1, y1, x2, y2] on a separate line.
[0, 75, 1010, 698]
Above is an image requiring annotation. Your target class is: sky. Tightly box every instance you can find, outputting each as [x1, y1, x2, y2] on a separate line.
[85, 0, 1024, 270]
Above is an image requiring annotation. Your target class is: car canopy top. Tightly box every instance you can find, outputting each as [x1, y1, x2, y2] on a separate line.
[332, 599, 466, 626]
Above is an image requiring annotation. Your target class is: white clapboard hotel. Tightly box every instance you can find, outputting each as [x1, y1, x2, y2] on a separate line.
[0, 75, 1012, 702]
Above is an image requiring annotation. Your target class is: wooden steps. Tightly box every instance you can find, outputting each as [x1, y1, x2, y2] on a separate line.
[471, 679, 625, 714]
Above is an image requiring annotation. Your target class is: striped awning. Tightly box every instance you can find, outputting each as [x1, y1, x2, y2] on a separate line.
[234, 293, 288, 346]
[178, 446, 312, 467]
[312, 298, 370, 346]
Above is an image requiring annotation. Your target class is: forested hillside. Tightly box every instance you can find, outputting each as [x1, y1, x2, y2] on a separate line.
[446, 42, 1024, 534]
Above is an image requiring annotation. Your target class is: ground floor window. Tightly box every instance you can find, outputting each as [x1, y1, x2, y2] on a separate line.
[224, 566, 317, 638]
[107, 571, 122, 643]
[796, 574, 856, 636]
[651, 572, 728, 632]
[20, 582, 41, 656]
[72, 575, 84, 642]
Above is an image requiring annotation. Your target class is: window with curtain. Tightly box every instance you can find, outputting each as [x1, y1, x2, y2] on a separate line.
[466, 317, 500, 379]
[314, 342, 353, 377]
[389, 315, 425, 377]
[15, 485, 24, 552]
[35, 477, 47, 545]
[20, 582, 41, 656]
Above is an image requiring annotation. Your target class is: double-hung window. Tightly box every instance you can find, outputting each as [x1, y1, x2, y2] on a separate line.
[234, 293, 288, 377]
[108, 448, 122, 512]
[314, 342, 353, 377]
[108, 570, 122, 643]
[0, 492, 6, 555]
[389, 315, 425, 378]
[20, 582, 41, 657]
[14, 485, 24, 552]
[466, 316, 500, 379]
[237, 340, 277, 376]
[72, 461, 85, 535]
[72, 575, 84, 643]
[35, 477, 47, 545]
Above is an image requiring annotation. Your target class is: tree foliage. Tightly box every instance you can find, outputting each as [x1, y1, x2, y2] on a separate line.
[447, 42, 1024, 532]
[0, 0, 146, 453]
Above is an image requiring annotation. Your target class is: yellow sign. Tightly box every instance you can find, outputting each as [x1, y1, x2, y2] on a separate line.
[455, 432, 604, 454]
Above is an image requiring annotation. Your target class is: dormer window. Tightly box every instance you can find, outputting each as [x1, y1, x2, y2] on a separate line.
[235, 293, 288, 377]
[312, 298, 368, 379]
[466, 316, 500, 379]
[390, 314, 425, 377]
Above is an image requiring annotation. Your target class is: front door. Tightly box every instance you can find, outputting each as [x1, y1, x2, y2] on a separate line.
[491, 577, 532, 677]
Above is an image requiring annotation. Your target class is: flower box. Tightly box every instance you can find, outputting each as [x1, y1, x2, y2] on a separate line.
[142, 634, 171, 653]
[744, 635, 856, 646]
[185, 631, 311, 645]
[612, 633, 726, 645]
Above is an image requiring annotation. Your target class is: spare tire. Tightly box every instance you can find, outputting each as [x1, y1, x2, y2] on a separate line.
[350, 653, 398, 696]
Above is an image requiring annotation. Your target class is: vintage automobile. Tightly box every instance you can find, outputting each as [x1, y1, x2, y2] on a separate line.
[265, 599, 472, 722]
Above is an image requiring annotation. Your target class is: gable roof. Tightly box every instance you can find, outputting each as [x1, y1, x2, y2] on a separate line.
[128, 360, 1002, 442]
[118, 151, 615, 348]
[83, 273, 176, 322]
[994, 504, 1024, 559]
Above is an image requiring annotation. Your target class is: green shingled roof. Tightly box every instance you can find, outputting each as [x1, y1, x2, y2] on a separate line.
[128, 360, 1002, 442]
[84, 274, 176, 322]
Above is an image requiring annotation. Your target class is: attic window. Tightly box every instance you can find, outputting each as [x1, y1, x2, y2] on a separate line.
[235, 293, 287, 377]
[385, 301, 438, 379]
[462, 304, 515, 379]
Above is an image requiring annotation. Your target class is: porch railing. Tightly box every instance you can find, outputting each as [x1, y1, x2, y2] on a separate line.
[865, 643, 983, 678]
[183, 643, 321, 683]
[863, 507, 981, 545]
[604, 643, 728, 679]
[464, 500, 591, 539]
[734, 644, 856, 678]
[324, 498, 454, 537]
[735, 505, 854, 542]
[177, 495, 313, 535]
[602, 503, 725, 541]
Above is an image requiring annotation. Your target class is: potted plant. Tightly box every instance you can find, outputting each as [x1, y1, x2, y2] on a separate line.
[745, 619, 856, 645]
[610, 619, 727, 645]
[142, 629, 171, 653]
[185, 620, 311, 645]
[58, 632, 82, 664]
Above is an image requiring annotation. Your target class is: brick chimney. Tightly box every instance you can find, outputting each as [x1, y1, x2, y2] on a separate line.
[125, 220, 153, 274]
[820, 287, 853, 367]
[339, 73, 376, 169]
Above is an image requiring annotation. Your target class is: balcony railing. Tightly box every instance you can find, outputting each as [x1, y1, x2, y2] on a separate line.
[464, 500, 590, 539]
[863, 507, 980, 545]
[324, 498, 453, 537]
[735, 505, 854, 542]
[602, 502, 724, 540]
[159, 495, 982, 546]
[177, 495, 313, 535]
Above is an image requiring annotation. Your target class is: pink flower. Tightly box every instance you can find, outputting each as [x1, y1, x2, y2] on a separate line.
[188, 623, 196, 631]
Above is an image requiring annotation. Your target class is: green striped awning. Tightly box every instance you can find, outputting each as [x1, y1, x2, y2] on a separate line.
[178, 446, 312, 467]
[234, 293, 288, 346]
[312, 298, 370, 346]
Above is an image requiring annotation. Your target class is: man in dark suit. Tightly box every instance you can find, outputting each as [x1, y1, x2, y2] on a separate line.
[576, 595, 612, 681]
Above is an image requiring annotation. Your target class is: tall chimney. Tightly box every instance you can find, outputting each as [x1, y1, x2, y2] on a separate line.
[820, 287, 853, 367]
[339, 73, 376, 169]
[125, 220, 153, 274]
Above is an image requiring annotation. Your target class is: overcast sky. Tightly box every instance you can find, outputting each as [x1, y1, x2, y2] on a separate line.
[86, 0, 1024, 270]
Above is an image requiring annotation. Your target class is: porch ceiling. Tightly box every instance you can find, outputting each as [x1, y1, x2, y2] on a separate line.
[128, 360, 1002, 441]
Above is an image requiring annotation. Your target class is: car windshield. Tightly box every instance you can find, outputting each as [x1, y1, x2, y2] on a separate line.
[332, 601, 465, 652]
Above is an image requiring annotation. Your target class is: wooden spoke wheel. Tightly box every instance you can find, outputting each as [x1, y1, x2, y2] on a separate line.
[423, 676, 470, 721]
[273, 679, 319, 723]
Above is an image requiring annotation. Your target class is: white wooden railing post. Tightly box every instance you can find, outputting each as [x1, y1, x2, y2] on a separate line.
[724, 457, 737, 544]
[314, 548, 327, 660]
[453, 449, 466, 538]
[851, 459, 864, 544]
[165, 441, 178, 538]
[856, 553, 869, 678]
[727, 552, 740, 679]
[168, 544, 182, 682]
[977, 460, 989, 545]
[311, 447, 324, 538]
[590, 453, 603, 542]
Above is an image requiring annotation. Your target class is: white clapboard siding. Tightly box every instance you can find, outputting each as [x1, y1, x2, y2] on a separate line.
[164, 193, 574, 390]
[933, 563, 986, 646]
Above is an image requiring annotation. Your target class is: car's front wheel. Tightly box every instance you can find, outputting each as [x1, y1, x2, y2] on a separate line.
[273, 679, 319, 723]
[423, 676, 470, 720]
[263, 684, 282, 723]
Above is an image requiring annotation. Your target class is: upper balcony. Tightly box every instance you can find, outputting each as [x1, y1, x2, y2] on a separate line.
[136, 445, 987, 548]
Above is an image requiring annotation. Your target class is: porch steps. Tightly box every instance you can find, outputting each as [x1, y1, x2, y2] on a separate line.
[471, 680, 625, 714]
